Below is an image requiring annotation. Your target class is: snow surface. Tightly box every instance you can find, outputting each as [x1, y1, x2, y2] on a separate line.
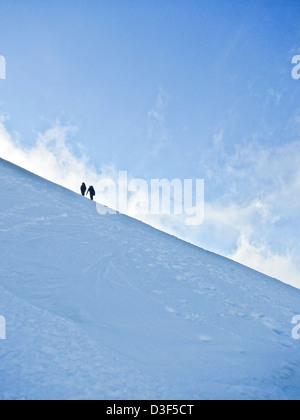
[0, 157, 300, 400]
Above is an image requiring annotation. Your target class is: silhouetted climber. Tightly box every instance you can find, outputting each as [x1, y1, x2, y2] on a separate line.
[80, 182, 87, 196]
[86, 185, 96, 201]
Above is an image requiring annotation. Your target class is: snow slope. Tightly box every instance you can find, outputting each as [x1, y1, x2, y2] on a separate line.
[0, 157, 300, 400]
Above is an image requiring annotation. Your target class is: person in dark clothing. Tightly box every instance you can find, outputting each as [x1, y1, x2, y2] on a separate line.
[86, 185, 96, 201]
[80, 182, 87, 196]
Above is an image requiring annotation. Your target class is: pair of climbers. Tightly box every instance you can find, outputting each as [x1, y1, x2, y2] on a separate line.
[80, 182, 96, 201]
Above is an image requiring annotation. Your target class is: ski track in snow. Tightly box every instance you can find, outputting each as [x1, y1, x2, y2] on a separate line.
[0, 158, 300, 400]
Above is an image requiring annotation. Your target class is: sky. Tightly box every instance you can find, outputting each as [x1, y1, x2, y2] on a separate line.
[0, 0, 300, 288]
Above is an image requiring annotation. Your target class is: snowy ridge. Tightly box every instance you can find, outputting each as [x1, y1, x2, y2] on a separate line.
[0, 158, 300, 400]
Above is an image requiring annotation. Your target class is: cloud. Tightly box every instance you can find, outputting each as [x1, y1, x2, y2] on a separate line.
[1, 119, 300, 289]
[195, 134, 300, 288]
[0, 120, 88, 191]
[230, 234, 300, 289]
[146, 87, 171, 157]
[0, 118, 199, 222]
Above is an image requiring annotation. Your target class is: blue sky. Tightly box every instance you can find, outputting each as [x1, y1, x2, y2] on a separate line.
[1, 0, 300, 287]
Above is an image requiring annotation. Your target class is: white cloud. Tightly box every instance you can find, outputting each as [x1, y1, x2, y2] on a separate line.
[1, 119, 300, 289]
[195, 135, 300, 288]
[0, 120, 91, 192]
[0, 119, 193, 222]
[230, 234, 300, 289]
[146, 88, 171, 157]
